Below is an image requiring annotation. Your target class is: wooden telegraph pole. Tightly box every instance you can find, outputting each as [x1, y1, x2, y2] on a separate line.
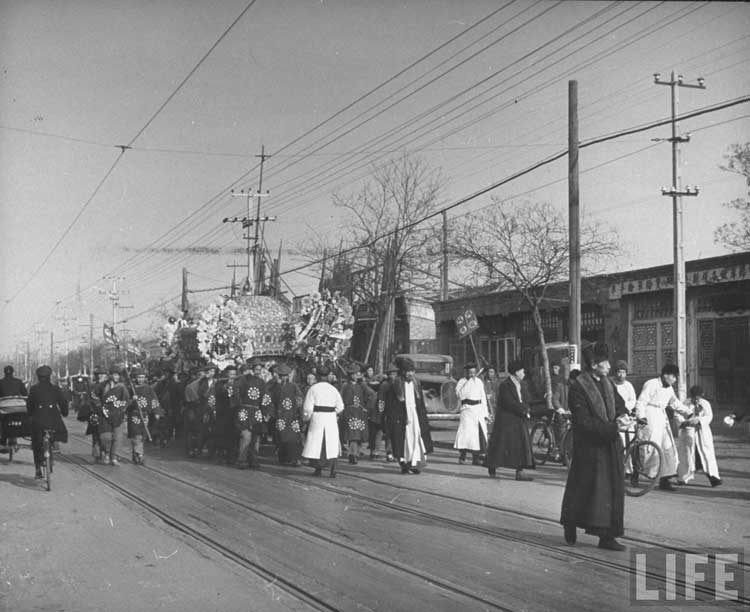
[568, 80, 581, 369]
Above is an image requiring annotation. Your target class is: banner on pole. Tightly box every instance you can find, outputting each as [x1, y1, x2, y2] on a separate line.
[103, 323, 120, 347]
[455, 308, 479, 339]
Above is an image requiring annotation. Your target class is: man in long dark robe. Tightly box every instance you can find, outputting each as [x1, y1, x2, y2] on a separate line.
[384, 357, 433, 474]
[560, 343, 627, 551]
[26, 365, 68, 479]
[485, 359, 535, 480]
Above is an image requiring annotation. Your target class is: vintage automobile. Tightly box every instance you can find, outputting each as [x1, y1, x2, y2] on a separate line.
[394, 353, 460, 420]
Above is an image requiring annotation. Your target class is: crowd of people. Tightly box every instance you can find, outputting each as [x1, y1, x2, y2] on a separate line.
[0, 346, 734, 552]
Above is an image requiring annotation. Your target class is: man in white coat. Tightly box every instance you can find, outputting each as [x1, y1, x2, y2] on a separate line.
[454, 362, 490, 465]
[302, 365, 344, 478]
[634, 364, 684, 491]
[674, 385, 722, 487]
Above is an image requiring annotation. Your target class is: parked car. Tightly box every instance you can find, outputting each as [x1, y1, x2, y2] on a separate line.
[394, 353, 459, 420]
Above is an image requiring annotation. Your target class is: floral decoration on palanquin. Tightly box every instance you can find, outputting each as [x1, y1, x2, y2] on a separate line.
[285, 290, 354, 362]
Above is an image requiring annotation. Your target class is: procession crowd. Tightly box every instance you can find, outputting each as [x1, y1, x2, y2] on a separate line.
[0, 344, 729, 552]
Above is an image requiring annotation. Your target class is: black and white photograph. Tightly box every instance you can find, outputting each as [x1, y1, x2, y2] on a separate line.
[1, 1, 749, 610]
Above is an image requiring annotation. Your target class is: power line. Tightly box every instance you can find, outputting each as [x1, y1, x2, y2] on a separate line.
[276, 95, 750, 279]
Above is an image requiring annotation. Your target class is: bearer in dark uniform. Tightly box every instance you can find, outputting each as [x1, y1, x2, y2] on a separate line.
[235, 358, 271, 469]
[128, 368, 163, 465]
[26, 365, 68, 479]
[0, 365, 28, 450]
[98, 367, 130, 466]
[270, 363, 304, 466]
[340, 365, 374, 464]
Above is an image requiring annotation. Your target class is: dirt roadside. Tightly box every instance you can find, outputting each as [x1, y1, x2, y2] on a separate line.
[0, 443, 307, 612]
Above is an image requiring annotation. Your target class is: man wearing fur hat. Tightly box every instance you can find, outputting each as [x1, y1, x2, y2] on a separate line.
[485, 359, 535, 480]
[98, 367, 130, 466]
[26, 365, 68, 480]
[301, 365, 344, 477]
[454, 362, 490, 466]
[634, 363, 686, 491]
[384, 357, 433, 474]
[561, 343, 627, 551]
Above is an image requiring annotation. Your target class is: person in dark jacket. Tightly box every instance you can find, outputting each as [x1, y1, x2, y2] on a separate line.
[384, 357, 433, 474]
[26, 365, 68, 479]
[0, 365, 27, 397]
[560, 343, 627, 551]
[485, 359, 535, 481]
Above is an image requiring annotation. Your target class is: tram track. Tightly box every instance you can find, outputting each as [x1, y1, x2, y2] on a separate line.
[60, 443, 519, 612]
[64, 432, 749, 608]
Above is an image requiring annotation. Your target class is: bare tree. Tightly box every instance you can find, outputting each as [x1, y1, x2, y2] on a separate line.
[305, 155, 445, 371]
[451, 199, 619, 411]
[714, 143, 750, 251]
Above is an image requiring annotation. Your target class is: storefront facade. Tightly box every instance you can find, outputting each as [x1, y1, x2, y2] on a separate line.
[433, 252, 750, 404]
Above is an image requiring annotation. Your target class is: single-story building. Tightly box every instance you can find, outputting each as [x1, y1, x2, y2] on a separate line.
[432, 251, 750, 406]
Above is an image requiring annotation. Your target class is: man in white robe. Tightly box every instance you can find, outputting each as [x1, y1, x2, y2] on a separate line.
[634, 364, 684, 491]
[301, 365, 344, 478]
[674, 385, 722, 487]
[454, 363, 489, 465]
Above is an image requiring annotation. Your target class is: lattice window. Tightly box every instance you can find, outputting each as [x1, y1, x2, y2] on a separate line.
[632, 322, 657, 376]
[699, 320, 714, 369]
[581, 309, 604, 332]
[633, 295, 673, 320]
[660, 321, 674, 347]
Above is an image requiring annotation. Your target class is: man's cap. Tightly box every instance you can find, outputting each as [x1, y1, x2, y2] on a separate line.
[464, 362, 477, 370]
[276, 363, 292, 376]
[247, 357, 263, 368]
[36, 365, 52, 378]
[131, 368, 145, 377]
[614, 360, 629, 372]
[508, 359, 525, 375]
[385, 362, 398, 373]
[317, 365, 331, 377]
[661, 363, 679, 377]
[396, 356, 415, 372]
[109, 366, 122, 375]
[583, 342, 609, 366]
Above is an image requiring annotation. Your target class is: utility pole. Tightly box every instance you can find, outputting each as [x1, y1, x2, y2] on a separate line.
[654, 70, 705, 400]
[568, 80, 581, 369]
[89, 313, 94, 376]
[49, 331, 54, 367]
[181, 267, 189, 314]
[441, 211, 449, 301]
[100, 276, 132, 363]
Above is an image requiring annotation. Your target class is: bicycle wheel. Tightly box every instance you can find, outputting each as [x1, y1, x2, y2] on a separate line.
[624, 441, 663, 497]
[530, 423, 551, 466]
[561, 430, 573, 468]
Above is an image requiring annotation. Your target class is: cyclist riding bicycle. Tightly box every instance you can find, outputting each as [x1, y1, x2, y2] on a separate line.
[26, 365, 69, 480]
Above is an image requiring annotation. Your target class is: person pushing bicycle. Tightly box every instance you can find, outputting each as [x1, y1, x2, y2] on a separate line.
[26, 365, 69, 480]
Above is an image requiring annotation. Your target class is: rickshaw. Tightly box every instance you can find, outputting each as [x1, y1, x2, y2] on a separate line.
[0, 395, 30, 463]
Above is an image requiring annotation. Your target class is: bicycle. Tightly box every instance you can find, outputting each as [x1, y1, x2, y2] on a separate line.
[40, 428, 55, 492]
[620, 417, 663, 497]
[530, 411, 572, 467]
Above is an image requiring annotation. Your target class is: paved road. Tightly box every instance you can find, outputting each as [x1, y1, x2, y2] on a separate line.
[1, 417, 748, 612]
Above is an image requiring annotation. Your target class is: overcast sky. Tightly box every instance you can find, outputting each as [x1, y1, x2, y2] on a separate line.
[1, 0, 749, 355]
